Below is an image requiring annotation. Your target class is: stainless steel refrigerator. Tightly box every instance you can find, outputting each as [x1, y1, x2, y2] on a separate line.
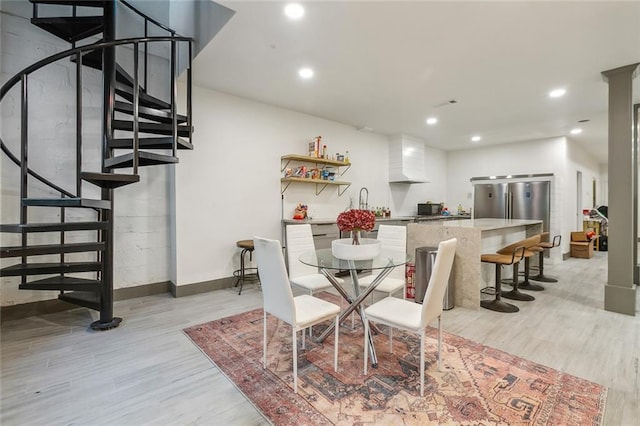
[473, 181, 550, 232]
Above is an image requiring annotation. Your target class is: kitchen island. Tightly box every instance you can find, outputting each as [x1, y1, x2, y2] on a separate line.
[407, 218, 543, 309]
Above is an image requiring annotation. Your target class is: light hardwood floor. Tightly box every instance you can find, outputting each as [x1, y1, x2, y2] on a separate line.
[1, 252, 638, 425]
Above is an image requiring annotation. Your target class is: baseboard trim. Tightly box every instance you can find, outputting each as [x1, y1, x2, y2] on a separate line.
[171, 277, 236, 298]
[2, 280, 172, 323]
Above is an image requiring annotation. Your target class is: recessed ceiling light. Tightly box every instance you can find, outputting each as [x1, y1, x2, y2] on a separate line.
[284, 3, 304, 19]
[549, 88, 566, 98]
[426, 117, 438, 125]
[298, 67, 314, 79]
[471, 135, 481, 142]
[570, 128, 583, 135]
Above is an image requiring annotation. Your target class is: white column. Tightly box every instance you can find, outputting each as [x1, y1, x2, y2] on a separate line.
[601, 63, 639, 315]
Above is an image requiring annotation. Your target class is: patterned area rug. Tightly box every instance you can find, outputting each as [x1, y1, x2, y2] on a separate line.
[183, 295, 606, 425]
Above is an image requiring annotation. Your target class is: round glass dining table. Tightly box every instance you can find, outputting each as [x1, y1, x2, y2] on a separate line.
[299, 248, 410, 367]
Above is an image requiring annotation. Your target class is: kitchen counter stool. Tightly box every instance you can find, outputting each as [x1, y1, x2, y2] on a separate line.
[530, 232, 561, 283]
[233, 239, 260, 295]
[497, 235, 541, 301]
[480, 245, 526, 313]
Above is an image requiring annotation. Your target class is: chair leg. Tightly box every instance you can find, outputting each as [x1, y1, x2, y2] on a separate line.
[334, 314, 339, 372]
[293, 327, 298, 394]
[437, 315, 442, 371]
[420, 329, 425, 397]
[302, 327, 306, 349]
[263, 311, 267, 369]
[389, 327, 393, 353]
[363, 320, 369, 375]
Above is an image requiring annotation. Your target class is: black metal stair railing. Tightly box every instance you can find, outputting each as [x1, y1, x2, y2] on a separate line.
[1, 16, 193, 329]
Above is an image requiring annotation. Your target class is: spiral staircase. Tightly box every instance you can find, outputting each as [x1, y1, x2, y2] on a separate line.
[0, 0, 194, 329]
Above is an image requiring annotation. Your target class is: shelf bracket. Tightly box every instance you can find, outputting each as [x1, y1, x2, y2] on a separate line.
[338, 164, 351, 176]
[280, 159, 292, 173]
[337, 183, 351, 196]
[315, 183, 329, 195]
[281, 181, 292, 194]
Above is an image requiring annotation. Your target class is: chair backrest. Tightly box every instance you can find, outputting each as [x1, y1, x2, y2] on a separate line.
[253, 236, 296, 324]
[421, 238, 457, 325]
[497, 234, 541, 255]
[286, 224, 319, 278]
[377, 225, 407, 279]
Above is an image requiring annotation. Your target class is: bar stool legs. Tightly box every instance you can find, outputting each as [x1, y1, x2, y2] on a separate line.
[233, 240, 259, 295]
[518, 255, 545, 291]
[530, 234, 561, 283]
[501, 261, 535, 301]
[481, 263, 519, 313]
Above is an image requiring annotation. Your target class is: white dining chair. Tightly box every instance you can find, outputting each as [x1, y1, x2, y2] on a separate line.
[358, 225, 407, 300]
[363, 238, 457, 397]
[253, 236, 340, 394]
[286, 224, 344, 295]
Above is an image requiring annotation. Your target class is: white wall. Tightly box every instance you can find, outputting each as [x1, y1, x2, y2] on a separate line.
[175, 87, 376, 285]
[446, 136, 603, 256]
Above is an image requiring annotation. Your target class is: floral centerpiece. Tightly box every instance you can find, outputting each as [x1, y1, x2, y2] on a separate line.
[337, 209, 376, 245]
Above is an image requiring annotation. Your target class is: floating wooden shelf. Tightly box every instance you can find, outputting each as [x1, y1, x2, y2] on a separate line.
[281, 154, 351, 171]
[280, 177, 351, 195]
[280, 154, 352, 196]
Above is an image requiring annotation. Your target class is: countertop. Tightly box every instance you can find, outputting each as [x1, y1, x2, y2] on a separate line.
[281, 215, 466, 225]
[282, 216, 416, 225]
[440, 218, 542, 231]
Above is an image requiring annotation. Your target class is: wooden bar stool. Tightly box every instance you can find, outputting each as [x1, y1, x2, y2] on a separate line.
[233, 239, 259, 295]
[480, 245, 526, 313]
[497, 235, 540, 301]
[530, 232, 561, 283]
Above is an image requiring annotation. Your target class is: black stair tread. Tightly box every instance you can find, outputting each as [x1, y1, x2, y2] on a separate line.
[29, 0, 105, 7]
[114, 101, 188, 124]
[20, 276, 101, 291]
[73, 52, 136, 88]
[105, 151, 178, 170]
[115, 82, 171, 110]
[58, 291, 100, 311]
[1, 242, 105, 258]
[113, 120, 191, 137]
[108, 136, 193, 150]
[22, 197, 110, 210]
[0, 221, 108, 233]
[80, 172, 140, 188]
[31, 16, 103, 43]
[1, 261, 102, 277]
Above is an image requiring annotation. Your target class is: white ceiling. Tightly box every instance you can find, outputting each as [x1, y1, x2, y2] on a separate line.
[193, 1, 640, 163]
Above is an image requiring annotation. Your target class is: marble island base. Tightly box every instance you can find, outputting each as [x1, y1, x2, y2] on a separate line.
[407, 219, 543, 309]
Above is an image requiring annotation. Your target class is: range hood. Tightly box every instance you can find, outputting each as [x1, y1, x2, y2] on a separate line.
[388, 135, 428, 183]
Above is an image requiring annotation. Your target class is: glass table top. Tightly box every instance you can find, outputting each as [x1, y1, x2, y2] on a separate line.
[299, 248, 410, 271]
